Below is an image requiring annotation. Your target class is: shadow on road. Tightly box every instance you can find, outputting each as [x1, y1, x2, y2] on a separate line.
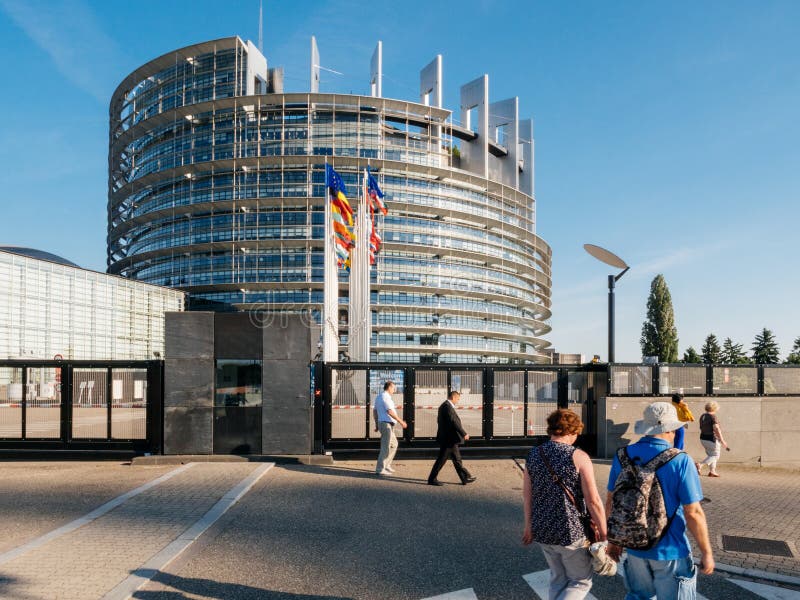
[133, 571, 355, 600]
[295, 464, 431, 486]
[0, 572, 40, 600]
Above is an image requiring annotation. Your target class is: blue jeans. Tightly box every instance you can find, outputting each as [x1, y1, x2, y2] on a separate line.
[622, 554, 697, 599]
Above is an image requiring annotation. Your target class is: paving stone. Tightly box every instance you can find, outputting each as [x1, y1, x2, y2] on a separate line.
[0, 461, 173, 554]
[0, 463, 258, 600]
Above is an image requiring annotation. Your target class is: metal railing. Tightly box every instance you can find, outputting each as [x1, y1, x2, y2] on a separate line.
[314, 361, 800, 453]
[609, 363, 800, 397]
[0, 360, 163, 454]
[314, 362, 607, 451]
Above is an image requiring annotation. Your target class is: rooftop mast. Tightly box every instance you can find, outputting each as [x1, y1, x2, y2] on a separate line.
[258, 0, 263, 53]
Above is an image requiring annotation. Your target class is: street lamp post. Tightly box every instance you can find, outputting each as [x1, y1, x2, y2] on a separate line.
[583, 244, 630, 363]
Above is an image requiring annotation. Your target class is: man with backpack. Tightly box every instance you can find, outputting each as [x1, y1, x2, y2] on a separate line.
[606, 402, 714, 599]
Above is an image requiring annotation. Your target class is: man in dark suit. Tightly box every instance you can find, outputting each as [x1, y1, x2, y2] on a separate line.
[427, 391, 477, 486]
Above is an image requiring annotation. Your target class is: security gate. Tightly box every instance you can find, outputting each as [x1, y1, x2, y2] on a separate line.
[0, 360, 163, 454]
[314, 362, 608, 453]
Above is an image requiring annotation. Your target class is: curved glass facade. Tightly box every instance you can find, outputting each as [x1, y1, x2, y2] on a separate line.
[109, 37, 552, 363]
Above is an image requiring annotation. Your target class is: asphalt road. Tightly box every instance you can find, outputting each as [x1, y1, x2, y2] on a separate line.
[136, 459, 792, 600]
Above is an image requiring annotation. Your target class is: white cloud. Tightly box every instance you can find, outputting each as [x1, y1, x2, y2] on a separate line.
[0, 0, 123, 103]
[626, 240, 735, 283]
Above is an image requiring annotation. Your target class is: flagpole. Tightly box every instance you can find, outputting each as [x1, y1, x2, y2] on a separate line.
[348, 172, 357, 361]
[322, 158, 339, 362]
[348, 168, 369, 362]
[347, 167, 356, 361]
[362, 168, 371, 361]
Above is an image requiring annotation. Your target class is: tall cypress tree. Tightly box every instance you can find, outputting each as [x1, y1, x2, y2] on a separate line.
[640, 274, 679, 362]
[720, 337, 749, 364]
[752, 328, 781, 364]
[701, 334, 721, 364]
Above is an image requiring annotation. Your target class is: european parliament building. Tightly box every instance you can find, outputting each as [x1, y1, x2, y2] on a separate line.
[108, 36, 552, 364]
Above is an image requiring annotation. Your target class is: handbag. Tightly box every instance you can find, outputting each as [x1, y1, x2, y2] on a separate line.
[538, 446, 600, 543]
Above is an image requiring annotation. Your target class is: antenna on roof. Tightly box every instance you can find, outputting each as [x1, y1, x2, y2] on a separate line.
[258, 0, 263, 53]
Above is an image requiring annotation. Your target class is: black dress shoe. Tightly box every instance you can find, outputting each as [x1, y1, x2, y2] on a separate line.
[428, 480, 444, 486]
[462, 476, 477, 485]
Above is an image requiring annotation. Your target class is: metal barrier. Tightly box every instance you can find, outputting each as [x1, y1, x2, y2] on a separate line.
[609, 363, 800, 397]
[315, 362, 800, 453]
[314, 363, 608, 452]
[0, 360, 162, 454]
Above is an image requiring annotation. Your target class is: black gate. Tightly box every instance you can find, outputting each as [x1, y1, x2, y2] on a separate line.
[0, 360, 163, 455]
[313, 362, 607, 453]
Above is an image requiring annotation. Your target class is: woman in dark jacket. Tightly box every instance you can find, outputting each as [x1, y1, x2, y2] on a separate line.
[522, 409, 608, 599]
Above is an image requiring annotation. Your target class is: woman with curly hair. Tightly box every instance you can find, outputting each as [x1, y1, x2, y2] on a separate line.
[522, 409, 608, 599]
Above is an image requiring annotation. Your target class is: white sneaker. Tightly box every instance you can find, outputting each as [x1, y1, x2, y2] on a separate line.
[384, 466, 396, 473]
[376, 469, 392, 476]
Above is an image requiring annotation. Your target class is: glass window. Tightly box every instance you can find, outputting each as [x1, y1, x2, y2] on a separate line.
[215, 360, 262, 407]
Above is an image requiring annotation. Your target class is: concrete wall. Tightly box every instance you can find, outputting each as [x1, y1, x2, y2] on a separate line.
[163, 312, 316, 455]
[598, 396, 800, 469]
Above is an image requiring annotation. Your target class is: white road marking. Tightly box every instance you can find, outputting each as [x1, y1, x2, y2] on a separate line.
[523, 570, 599, 600]
[0, 462, 196, 566]
[526, 565, 718, 600]
[420, 589, 479, 600]
[101, 462, 274, 600]
[728, 578, 800, 599]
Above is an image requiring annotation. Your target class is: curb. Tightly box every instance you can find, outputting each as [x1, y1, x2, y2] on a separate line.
[711, 562, 800, 587]
[131, 454, 334, 466]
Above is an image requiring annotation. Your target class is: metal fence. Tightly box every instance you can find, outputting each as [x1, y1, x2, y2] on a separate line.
[315, 362, 800, 452]
[314, 363, 608, 451]
[0, 360, 162, 453]
[610, 363, 800, 397]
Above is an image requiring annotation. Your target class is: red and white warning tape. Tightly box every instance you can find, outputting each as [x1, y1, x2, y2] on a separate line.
[331, 405, 518, 411]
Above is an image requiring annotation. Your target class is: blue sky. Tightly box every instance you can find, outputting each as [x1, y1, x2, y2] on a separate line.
[0, 0, 798, 361]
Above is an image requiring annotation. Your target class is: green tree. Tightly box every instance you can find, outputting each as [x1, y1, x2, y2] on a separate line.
[701, 334, 721, 364]
[682, 346, 701, 363]
[786, 337, 800, 365]
[751, 328, 781, 364]
[720, 338, 749, 364]
[640, 274, 679, 362]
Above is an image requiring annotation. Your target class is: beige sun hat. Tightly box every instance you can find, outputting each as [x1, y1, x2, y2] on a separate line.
[634, 402, 684, 435]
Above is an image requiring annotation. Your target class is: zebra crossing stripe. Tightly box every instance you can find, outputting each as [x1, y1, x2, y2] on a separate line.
[420, 588, 479, 600]
[522, 570, 599, 600]
[728, 578, 800, 600]
[524, 568, 714, 600]
[419, 569, 800, 599]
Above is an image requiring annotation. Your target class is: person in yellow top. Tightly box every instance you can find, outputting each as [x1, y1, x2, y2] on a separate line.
[671, 393, 694, 450]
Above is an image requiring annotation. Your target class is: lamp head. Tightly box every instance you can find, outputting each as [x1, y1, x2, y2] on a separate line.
[583, 244, 628, 269]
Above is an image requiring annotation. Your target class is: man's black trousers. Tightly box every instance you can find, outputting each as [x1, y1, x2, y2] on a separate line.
[428, 444, 471, 483]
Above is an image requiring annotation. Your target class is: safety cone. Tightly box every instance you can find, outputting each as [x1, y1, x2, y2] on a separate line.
[527, 421, 534, 435]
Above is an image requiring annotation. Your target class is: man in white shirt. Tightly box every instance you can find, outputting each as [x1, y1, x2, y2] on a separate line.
[373, 381, 407, 475]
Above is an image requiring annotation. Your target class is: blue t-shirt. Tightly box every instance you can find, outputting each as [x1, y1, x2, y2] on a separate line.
[673, 425, 685, 450]
[607, 437, 703, 560]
